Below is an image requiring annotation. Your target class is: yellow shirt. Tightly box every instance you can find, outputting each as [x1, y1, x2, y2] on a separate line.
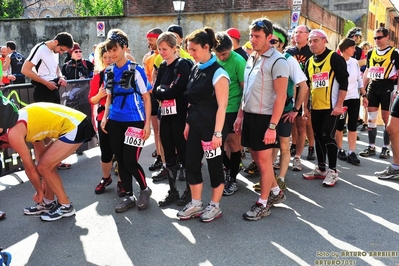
[18, 103, 86, 142]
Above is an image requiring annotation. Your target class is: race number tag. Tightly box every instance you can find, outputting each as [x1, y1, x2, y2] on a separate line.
[201, 141, 221, 159]
[161, 99, 177, 116]
[312, 72, 329, 88]
[124, 127, 145, 147]
[367, 67, 385, 79]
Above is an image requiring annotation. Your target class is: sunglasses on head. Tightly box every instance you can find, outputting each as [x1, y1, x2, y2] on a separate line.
[252, 21, 270, 34]
[374, 36, 386, 40]
[74, 50, 82, 53]
[270, 39, 280, 45]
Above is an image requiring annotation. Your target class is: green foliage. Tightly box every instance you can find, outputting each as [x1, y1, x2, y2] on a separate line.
[0, 0, 24, 18]
[343, 20, 356, 36]
[73, 0, 124, 16]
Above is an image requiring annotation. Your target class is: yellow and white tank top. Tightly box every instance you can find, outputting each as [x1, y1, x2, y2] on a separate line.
[308, 51, 339, 110]
[18, 102, 86, 142]
[368, 47, 396, 80]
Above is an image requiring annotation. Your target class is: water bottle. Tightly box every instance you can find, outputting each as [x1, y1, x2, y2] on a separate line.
[340, 106, 348, 120]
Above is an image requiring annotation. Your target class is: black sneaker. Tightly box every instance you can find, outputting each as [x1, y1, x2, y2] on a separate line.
[307, 147, 315, 160]
[290, 146, 296, 156]
[338, 149, 347, 161]
[158, 190, 180, 207]
[40, 204, 76, 221]
[244, 161, 259, 175]
[152, 166, 170, 182]
[379, 147, 391, 159]
[223, 181, 238, 196]
[24, 201, 58, 215]
[347, 152, 360, 165]
[360, 124, 368, 131]
[177, 188, 191, 206]
[356, 119, 364, 128]
[117, 181, 126, 197]
[149, 156, 162, 171]
[359, 146, 376, 157]
[115, 196, 136, 213]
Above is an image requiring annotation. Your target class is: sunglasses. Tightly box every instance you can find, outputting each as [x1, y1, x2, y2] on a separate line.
[74, 50, 83, 53]
[252, 21, 270, 34]
[374, 36, 386, 40]
[270, 39, 280, 44]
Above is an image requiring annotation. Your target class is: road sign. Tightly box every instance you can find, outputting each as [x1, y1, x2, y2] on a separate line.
[96, 21, 105, 37]
[293, 5, 301, 11]
[293, 0, 302, 4]
[290, 11, 301, 30]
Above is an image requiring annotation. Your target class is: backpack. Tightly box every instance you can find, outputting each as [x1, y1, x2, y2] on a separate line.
[10, 51, 25, 77]
[64, 59, 89, 79]
[105, 62, 139, 108]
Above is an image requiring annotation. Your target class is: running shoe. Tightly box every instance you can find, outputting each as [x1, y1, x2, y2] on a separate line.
[24, 201, 58, 215]
[303, 166, 327, 180]
[94, 176, 112, 194]
[243, 202, 270, 221]
[41, 204, 76, 221]
[199, 203, 222, 222]
[177, 201, 204, 220]
[375, 165, 399, 180]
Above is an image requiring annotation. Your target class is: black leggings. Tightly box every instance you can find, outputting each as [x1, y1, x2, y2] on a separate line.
[97, 120, 113, 163]
[336, 98, 360, 132]
[311, 109, 339, 170]
[160, 118, 186, 167]
[185, 121, 226, 188]
[106, 119, 147, 194]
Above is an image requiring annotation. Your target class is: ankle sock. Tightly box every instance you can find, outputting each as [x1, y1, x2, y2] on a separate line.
[257, 197, 267, 207]
[210, 201, 219, 208]
[271, 186, 280, 195]
[191, 199, 202, 206]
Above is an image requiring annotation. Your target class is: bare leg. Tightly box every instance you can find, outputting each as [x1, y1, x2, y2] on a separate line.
[252, 149, 276, 200]
[387, 116, 399, 164]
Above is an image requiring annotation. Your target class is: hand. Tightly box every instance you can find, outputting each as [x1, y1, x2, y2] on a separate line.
[233, 117, 242, 134]
[363, 97, 369, 108]
[212, 135, 222, 150]
[142, 124, 151, 141]
[100, 118, 108, 134]
[97, 85, 107, 98]
[33, 191, 44, 204]
[7, 74, 16, 81]
[58, 77, 67, 87]
[263, 129, 276, 145]
[282, 111, 298, 123]
[331, 105, 343, 116]
[183, 123, 189, 140]
[302, 108, 310, 121]
[46, 80, 58, 90]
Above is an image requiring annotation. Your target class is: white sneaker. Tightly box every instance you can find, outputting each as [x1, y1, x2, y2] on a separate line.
[375, 165, 399, 179]
[292, 157, 302, 171]
[322, 169, 338, 187]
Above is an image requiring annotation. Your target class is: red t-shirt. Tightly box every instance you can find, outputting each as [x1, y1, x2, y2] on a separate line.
[88, 72, 107, 121]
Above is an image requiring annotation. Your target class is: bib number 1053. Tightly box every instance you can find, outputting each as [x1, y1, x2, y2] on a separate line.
[124, 127, 145, 147]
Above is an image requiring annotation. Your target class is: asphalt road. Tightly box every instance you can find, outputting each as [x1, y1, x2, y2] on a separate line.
[1, 127, 399, 266]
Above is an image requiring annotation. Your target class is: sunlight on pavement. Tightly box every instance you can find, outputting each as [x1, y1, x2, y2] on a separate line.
[287, 188, 323, 208]
[298, 217, 386, 266]
[271, 241, 311, 266]
[172, 222, 196, 244]
[75, 202, 133, 266]
[338, 178, 380, 195]
[358, 175, 399, 192]
[355, 208, 399, 234]
[5, 232, 38, 266]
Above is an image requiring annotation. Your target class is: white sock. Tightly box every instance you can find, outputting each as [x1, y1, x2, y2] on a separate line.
[191, 199, 202, 206]
[210, 201, 219, 208]
[257, 197, 267, 207]
[61, 203, 70, 208]
[43, 198, 54, 205]
[278, 176, 285, 182]
[129, 196, 136, 201]
[271, 186, 280, 196]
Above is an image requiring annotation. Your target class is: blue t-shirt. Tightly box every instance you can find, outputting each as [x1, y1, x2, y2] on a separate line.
[106, 60, 150, 122]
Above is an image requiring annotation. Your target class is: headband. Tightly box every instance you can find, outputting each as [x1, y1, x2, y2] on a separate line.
[109, 32, 128, 47]
[273, 30, 286, 44]
[146, 33, 160, 39]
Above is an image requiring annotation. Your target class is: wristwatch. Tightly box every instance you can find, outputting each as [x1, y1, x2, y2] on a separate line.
[268, 123, 277, 130]
[214, 131, 222, 138]
[291, 106, 299, 112]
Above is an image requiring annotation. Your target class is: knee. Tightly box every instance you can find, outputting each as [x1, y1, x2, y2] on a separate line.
[368, 111, 378, 128]
[386, 124, 398, 136]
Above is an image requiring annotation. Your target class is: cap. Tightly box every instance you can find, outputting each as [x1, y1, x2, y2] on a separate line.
[167, 25, 183, 39]
[0, 91, 19, 130]
[308, 29, 329, 43]
[226, 28, 241, 40]
[69, 43, 81, 55]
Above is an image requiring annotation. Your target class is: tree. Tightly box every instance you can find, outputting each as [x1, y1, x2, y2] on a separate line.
[0, 0, 24, 18]
[73, 0, 124, 16]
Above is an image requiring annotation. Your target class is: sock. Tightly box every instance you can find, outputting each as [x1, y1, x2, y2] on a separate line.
[291, 144, 296, 150]
[370, 144, 375, 148]
[392, 163, 399, 170]
[43, 198, 54, 205]
[348, 150, 353, 154]
[210, 200, 219, 208]
[383, 127, 390, 146]
[278, 176, 285, 182]
[163, 163, 166, 167]
[271, 186, 280, 195]
[129, 196, 136, 201]
[61, 203, 70, 208]
[257, 197, 267, 207]
[191, 199, 202, 206]
[368, 127, 377, 144]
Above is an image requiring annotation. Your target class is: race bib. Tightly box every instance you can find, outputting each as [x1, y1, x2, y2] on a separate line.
[312, 72, 329, 88]
[124, 127, 145, 147]
[202, 140, 221, 159]
[367, 67, 385, 79]
[160, 99, 177, 116]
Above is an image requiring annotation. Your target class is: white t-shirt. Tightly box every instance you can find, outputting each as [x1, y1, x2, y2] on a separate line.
[345, 57, 363, 100]
[287, 55, 307, 85]
[26, 42, 59, 81]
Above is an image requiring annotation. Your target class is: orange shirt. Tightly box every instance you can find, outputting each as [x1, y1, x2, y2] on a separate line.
[144, 51, 158, 85]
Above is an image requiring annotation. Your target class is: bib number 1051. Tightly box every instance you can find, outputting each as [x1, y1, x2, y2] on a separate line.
[202, 140, 221, 159]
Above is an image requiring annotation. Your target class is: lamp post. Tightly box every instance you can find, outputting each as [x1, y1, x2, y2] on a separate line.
[173, 0, 186, 25]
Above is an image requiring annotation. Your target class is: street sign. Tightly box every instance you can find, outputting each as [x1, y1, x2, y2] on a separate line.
[96, 21, 105, 37]
[293, 5, 301, 11]
[290, 11, 301, 30]
[293, 0, 302, 4]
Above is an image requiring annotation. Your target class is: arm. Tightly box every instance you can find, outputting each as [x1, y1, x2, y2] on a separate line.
[56, 65, 67, 86]
[212, 77, 229, 149]
[89, 73, 107, 105]
[21, 60, 58, 90]
[154, 61, 190, 100]
[331, 53, 349, 115]
[141, 92, 152, 141]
